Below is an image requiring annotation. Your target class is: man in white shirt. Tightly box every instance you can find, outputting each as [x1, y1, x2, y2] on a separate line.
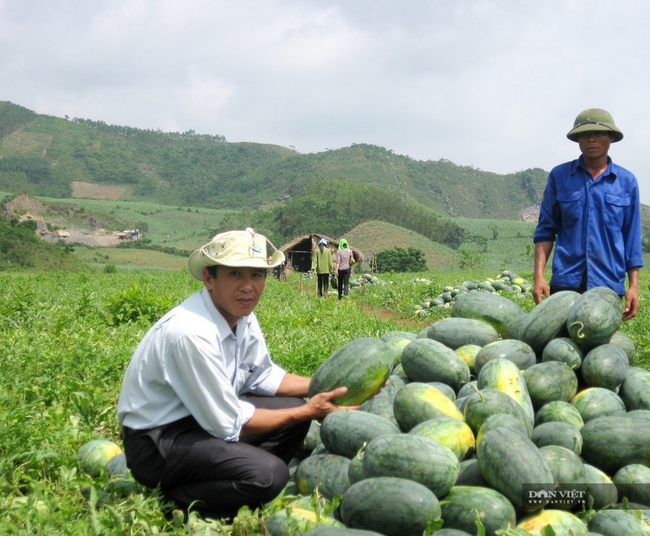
[118, 228, 354, 520]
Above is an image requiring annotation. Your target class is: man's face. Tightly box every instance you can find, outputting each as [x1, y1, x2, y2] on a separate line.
[203, 265, 267, 328]
[578, 131, 613, 161]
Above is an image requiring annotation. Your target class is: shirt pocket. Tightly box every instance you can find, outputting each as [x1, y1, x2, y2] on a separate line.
[557, 190, 583, 225]
[603, 193, 630, 229]
[235, 361, 258, 385]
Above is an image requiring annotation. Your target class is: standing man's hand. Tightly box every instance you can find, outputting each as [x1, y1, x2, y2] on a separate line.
[533, 241, 553, 305]
[623, 267, 640, 321]
[532, 278, 550, 304]
[623, 287, 640, 320]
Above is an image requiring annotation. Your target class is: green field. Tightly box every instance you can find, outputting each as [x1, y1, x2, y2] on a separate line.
[2, 268, 650, 533]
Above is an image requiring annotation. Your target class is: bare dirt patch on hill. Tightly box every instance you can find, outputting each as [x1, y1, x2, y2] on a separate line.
[71, 181, 129, 200]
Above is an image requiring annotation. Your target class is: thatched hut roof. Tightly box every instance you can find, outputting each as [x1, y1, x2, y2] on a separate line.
[280, 234, 364, 272]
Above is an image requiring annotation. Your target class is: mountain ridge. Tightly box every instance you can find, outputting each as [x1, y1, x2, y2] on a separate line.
[0, 100, 547, 221]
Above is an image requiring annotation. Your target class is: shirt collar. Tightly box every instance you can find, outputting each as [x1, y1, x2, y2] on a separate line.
[574, 155, 616, 179]
[199, 287, 251, 341]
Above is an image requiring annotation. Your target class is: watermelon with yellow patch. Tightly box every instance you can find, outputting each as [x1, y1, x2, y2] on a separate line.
[516, 509, 588, 535]
[77, 439, 124, 478]
[266, 496, 344, 536]
[393, 382, 464, 432]
[409, 416, 476, 461]
[477, 357, 534, 430]
[309, 337, 396, 405]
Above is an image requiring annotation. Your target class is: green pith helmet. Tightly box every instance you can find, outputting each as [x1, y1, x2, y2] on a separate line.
[566, 108, 623, 143]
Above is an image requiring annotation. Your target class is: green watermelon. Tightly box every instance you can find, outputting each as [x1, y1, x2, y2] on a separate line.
[514, 290, 580, 356]
[477, 427, 554, 511]
[566, 286, 623, 348]
[541, 337, 583, 370]
[320, 409, 400, 459]
[474, 339, 537, 374]
[476, 413, 529, 449]
[340, 477, 441, 536]
[580, 343, 629, 390]
[612, 464, 650, 507]
[538, 445, 587, 510]
[450, 290, 525, 336]
[588, 509, 649, 536]
[531, 422, 583, 454]
[581, 416, 650, 473]
[440, 485, 517, 535]
[523, 361, 578, 410]
[583, 463, 618, 510]
[463, 387, 533, 437]
[534, 400, 584, 430]
[294, 454, 351, 500]
[400, 338, 470, 391]
[619, 366, 650, 411]
[266, 496, 344, 536]
[358, 433, 459, 497]
[309, 337, 395, 405]
[425, 317, 499, 349]
[570, 387, 626, 423]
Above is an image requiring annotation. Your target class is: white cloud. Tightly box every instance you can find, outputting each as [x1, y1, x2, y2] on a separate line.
[1, 0, 650, 203]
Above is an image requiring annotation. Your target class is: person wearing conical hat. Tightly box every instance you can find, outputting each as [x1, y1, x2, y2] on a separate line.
[118, 229, 357, 520]
[533, 109, 643, 320]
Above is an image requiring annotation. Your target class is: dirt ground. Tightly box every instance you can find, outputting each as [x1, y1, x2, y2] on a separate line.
[4, 194, 123, 247]
[40, 228, 122, 247]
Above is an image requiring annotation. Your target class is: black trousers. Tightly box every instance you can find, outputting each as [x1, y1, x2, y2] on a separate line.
[337, 269, 350, 299]
[122, 395, 310, 520]
[317, 273, 330, 296]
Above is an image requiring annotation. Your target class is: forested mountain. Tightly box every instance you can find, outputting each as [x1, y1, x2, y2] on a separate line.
[0, 100, 547, 222]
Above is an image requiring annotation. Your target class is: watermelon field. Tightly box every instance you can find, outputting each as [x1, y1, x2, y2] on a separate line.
[2, 267, 650, 535]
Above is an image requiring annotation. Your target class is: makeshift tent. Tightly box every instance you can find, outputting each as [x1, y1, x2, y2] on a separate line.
[280, 234, 364, 273]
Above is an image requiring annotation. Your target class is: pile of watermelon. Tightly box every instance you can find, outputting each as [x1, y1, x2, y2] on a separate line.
[412, 271, 533, 316]
[275, 287, 650, 536]
[350, 273, 386, 290]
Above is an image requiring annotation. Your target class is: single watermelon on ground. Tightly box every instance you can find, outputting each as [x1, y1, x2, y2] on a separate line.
[77, 439, 123, 478]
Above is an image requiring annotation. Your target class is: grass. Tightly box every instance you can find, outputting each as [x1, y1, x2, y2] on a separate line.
[0, 270, 405, 534]
[2, 267, 650, 533]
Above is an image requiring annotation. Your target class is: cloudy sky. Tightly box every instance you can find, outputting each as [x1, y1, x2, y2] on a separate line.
[2, 1, 650, 203]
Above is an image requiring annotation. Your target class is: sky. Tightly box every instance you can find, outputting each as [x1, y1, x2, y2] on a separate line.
[2, 0, 650, 204]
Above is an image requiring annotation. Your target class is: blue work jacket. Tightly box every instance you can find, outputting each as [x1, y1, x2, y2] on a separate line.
[533, 156, 644, 296]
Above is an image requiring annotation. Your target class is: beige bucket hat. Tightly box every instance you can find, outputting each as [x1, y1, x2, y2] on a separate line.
[188, 228, 285, 281]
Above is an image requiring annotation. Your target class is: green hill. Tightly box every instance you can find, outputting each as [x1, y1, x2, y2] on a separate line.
[0, 100, 547, 221]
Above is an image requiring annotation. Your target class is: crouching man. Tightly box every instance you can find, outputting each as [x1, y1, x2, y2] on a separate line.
[117, 228, 354, 520]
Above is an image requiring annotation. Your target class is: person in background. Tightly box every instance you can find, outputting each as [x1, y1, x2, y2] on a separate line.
[533, 108, 644, 320]
[118, 229, 355, 520]
[311, 238, 334, 297]
[335, 238, 354, 300]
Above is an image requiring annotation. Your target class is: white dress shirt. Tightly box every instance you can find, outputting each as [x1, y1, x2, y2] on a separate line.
[117, 287, 286, 441]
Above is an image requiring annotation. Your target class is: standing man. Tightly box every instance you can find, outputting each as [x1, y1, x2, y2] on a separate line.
[118, 229, 355, 520]
[311, 238, 334, 297]
[533, 108, 644, 320]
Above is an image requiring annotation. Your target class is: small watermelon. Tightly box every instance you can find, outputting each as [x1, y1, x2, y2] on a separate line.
[77, 439, 123, 478]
